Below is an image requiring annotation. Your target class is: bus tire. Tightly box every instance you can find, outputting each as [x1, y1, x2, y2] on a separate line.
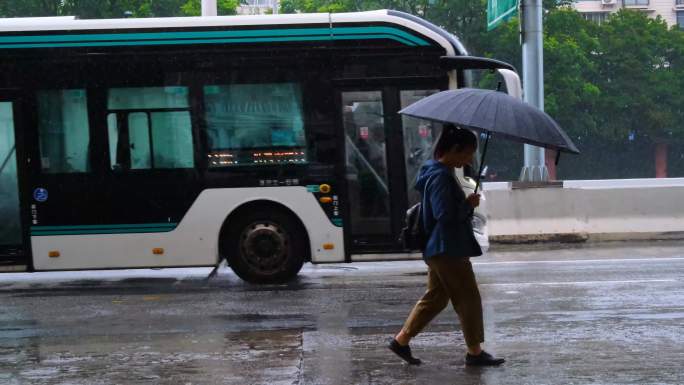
[224, 208, 306, 284]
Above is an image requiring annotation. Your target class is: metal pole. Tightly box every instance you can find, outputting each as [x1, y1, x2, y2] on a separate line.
[201, 0, 218, 16]
[519, 0, 548, 182]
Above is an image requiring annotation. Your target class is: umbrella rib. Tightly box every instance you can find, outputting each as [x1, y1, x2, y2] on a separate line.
[434, 91, 468, 122]
[472, 91, 492, 129]
[491, 92, 507, 139]
[462, 90, 490, 128]
[517, 103, 537, 145]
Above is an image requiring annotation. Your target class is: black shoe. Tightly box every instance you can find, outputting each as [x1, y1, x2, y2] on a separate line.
[465, 351, 505, 366]
[388, 338, 422, 365]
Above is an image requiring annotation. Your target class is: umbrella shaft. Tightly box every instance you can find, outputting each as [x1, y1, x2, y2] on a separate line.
[475, 132, 490, 193]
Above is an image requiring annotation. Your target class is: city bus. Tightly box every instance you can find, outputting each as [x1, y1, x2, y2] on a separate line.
[0, 10, 520, 283]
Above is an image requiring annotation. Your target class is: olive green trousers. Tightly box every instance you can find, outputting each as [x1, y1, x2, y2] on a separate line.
[401, 255, 485, 347]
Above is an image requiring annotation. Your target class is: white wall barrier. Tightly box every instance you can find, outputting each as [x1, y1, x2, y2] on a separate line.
[483, 178, 684, 243]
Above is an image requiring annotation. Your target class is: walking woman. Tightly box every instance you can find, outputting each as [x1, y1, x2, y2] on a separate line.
[389, 124, 505, 366]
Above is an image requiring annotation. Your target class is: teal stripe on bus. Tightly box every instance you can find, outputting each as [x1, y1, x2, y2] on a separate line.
[31, 227, 176, 236]
[332, 34, 415, 46]
[333, 27, 428, 46]
[0, 28, 331, 43]
[0, 34, 416, 49]
[31, 223, 177, 231]
[0, 26, 429, 48]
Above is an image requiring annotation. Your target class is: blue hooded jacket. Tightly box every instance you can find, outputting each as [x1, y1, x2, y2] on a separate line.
[415, 159, 483, 260]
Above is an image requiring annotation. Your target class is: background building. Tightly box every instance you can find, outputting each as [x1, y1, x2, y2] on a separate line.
[574, 0, 684, 28]
[237, 0, 278, 15]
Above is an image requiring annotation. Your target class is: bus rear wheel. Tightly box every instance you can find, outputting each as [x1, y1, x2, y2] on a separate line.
[224, 209, 306, 284]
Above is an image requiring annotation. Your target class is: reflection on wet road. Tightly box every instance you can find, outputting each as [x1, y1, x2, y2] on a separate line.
[1, 241, 683, 384]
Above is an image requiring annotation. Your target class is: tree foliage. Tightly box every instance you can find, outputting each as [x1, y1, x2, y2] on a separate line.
[594, 11, 684, 143]
[178, 0, 240, 16]
[0, 0, 239, 19]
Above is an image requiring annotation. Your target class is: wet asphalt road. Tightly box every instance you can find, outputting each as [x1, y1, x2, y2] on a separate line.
[1, 241, 683, 385]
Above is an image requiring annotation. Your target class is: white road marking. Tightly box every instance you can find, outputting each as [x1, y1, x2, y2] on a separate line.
[474, 257, 684, 265]
[483, 279, 677, 287]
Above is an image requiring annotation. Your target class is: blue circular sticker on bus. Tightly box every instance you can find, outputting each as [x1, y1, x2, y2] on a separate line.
[33, 188, 48, 202]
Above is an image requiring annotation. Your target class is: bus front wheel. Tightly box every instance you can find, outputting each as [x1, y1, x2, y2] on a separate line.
[224, 208, 306, 284]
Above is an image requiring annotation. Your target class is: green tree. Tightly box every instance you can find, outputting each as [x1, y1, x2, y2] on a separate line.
[543, 10, 601, 148]
[179, 0, 240, 16]
[59, 0, 146, 19]
[0, 0, 239, 19]
[594, 10, 684, 177]
[538, 10, 602, 179]
[280, 0, 360, 13]
[0, 0, 63, 17]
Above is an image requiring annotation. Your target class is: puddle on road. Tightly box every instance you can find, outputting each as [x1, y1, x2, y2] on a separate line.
[0, 329, 303, 385]
[2, 320, 683, 384]
[402, 271, 428, 277]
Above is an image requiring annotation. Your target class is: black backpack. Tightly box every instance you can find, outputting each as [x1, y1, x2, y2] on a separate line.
[400, 202, 427, 251]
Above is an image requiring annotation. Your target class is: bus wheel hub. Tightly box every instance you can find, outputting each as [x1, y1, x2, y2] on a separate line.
[241, 222, 289, 272]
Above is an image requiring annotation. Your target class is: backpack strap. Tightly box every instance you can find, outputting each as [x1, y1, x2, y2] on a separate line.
[420, 173, 434, 237]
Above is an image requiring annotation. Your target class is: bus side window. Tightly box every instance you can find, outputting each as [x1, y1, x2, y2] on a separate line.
[107, 113, 121, 171]
[106, 87, 194, 170]
[128, 113, 152, 169]
[37, 89, 91, 173]
[203, 83, 307, 167]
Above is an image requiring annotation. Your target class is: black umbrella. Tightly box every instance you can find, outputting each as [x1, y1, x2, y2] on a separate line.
[399, 88, 579, 191]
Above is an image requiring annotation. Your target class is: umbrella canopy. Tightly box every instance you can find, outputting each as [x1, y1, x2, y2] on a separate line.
[399, 88, 579, 154]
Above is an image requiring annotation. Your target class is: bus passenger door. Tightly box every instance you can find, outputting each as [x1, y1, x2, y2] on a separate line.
[338, 88, 443, 258]
[339, 90, 401, 254]
[0, 97, 30, 268]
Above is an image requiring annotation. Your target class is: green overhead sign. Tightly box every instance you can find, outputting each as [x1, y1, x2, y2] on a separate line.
[487, 0, 519, 31]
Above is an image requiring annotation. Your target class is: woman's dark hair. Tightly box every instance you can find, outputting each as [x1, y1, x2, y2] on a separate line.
[433, 124, 478, 159]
